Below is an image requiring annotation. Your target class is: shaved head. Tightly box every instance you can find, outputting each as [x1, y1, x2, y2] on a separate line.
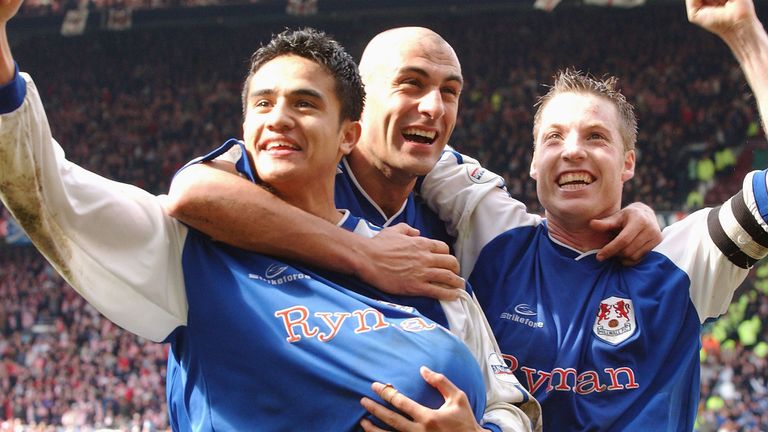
[351, 26, 463, 184]
[359, 27, 461, 83]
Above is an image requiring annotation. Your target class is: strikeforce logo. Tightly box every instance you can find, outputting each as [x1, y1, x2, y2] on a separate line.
[500, 304, 544, 329]
[249, 264, 311, 285]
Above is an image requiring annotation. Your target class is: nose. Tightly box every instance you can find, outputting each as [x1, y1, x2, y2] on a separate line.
[562, 134, 586, 161]
[265, 102, 295, 131]
[418, 88, 445, 120]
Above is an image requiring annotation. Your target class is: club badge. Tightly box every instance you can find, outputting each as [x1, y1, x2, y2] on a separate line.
[593, 296, 636, 345]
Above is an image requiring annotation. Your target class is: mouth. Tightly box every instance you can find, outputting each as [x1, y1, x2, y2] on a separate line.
[259, 139, 301, 152]
[557, 171, 595, 190]
[402, 127, 437, 145]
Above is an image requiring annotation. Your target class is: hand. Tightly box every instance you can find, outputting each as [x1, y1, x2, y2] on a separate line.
[591, 202, 661, 265]
[360, 366, 485, 432]
[358, 224, 464, 301]
[686, 0, 757, 38]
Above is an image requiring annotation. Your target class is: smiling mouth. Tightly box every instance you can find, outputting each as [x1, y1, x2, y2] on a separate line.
[557, 172, 595, 190]
[402, 127, 437, 145]
[262, 141, 300, 151]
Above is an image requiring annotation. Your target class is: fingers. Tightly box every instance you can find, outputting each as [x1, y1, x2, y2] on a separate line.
[590, 214, 632, 261]
[363, 370, 481, 432]
[589, 212, 624, 234]
[593, 203, 661, 263]
[361, 382, 424, 431]
[359, 418, 388, 432]
[420, 366, 461, 401]
[426, 238, 450, 255]
[419, 257, 464, 301]
[686, 0, 756, 34]
[364, 225, 463, 298]
[427, 247, 460, 275]
[379, 383, 401, 405]
[388, 222, 421, 238]
[618, 236, 660, 266]
[594, 226, 637, 261]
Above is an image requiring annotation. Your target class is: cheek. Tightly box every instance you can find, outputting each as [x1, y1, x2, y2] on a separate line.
[389, 95, 415, 116]
[242, 116, 259, 140]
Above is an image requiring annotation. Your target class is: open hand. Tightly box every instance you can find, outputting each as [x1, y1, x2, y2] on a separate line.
[360, 366, 485, 432]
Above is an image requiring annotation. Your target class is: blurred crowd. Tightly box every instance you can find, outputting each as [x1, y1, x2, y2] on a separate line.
[18, 0, 255, 17]
[0, 248, 167, 431]
[0, 3, 766, 430]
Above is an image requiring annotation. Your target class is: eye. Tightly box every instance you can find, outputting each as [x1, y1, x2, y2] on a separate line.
[441, 86, 460, 101]
[545, 132, 563, 141]
[540, 132, 563, 147]
[401, 78, 423, 89]
[253, 99, 271, 108]
[589, 132, 607, 140]
[442, 86, 458, 95]
[296, 100, 316, 109]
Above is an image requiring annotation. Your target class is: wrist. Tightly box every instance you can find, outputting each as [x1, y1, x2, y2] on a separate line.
[345, 232, 375, 279]
[720, 16, 766, 61]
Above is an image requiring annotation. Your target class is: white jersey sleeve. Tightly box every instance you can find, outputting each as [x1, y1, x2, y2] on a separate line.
[0, 72, 188, 342]
[657, 170, 768, 322]
[421, 150, 541, 277]
[442, 292, 541, 432]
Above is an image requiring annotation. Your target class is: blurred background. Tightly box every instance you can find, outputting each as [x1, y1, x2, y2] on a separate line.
[0, 0, 766, 430]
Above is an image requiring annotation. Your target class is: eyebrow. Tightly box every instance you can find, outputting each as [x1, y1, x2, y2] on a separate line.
[399, 66, 463, 86]
[248, 88, 325, 100]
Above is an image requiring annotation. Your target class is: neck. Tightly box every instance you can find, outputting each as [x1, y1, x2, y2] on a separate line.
[545, 215, 614, 253]
[346, 150, 416, 218]
[271, 180, 342, 225]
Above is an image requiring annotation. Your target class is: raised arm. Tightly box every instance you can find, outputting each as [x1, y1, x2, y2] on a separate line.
[660, 0, 768, 320]
[0, 1, 187, 342]
[687, 0, 768, 136]
[0, 0, 19, 82]
[168, 162, 464, 300]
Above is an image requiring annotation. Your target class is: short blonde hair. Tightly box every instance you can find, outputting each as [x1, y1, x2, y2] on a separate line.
[533, 69, 637, 152]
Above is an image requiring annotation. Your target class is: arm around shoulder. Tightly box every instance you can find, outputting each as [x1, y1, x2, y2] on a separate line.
[168, 161, 466, 299]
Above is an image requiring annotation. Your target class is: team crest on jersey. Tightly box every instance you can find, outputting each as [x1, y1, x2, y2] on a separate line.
[593, 296, 635, 345]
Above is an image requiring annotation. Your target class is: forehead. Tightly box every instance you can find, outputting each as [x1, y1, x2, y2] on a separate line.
[539, 92, 620, 131]
[378, 37, 461, 83]
[249, 55, 336, 95]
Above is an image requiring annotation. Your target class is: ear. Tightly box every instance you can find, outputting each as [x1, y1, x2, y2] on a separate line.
[621, 149, 636, 183]
[339, 120, 362, 156]
[529, 146, 539, 180]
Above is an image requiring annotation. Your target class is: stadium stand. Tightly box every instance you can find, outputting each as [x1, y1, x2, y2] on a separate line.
[0, 1, 766, 430]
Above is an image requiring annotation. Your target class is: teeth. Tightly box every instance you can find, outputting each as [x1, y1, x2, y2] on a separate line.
[402, 128, 436, 139]
[265, 141, 299, 151]
[557, 172, 594, 186]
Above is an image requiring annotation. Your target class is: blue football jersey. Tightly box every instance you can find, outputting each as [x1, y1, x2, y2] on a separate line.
[420, 150, 767, 432]
[470, 224, 701, 431]
[166, 226, 486, 431]
[334, 157, 453, 327]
